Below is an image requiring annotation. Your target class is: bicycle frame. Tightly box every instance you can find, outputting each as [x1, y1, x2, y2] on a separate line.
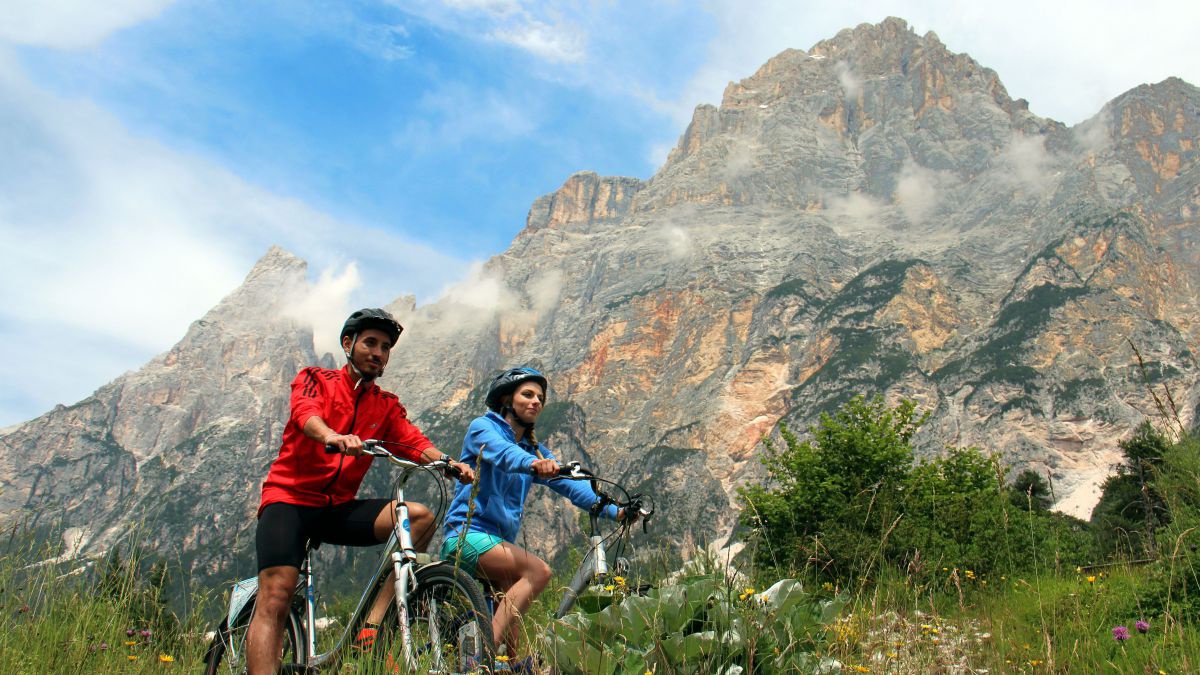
[551, 464, 653, 619]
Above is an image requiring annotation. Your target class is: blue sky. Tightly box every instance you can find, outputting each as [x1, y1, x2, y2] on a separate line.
[2, 0, 1198, 426]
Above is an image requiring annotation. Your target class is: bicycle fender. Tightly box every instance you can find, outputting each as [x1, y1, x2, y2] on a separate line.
[227, 576, 259, 627]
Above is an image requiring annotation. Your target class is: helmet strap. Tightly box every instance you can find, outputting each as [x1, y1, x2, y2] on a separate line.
[344, 333, 380, 386]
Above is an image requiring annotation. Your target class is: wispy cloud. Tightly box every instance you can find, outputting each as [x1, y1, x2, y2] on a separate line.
[894, 159, 954, 225]
[997, 131, 1056, 191]
[0, 49, 470, 424]
[0, 0, 177, 49]
[390, 0, 587, 63]
[392, 82, 539, 153]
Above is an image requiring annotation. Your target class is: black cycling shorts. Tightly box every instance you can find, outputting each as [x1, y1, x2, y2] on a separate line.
[256, 499, 394, 571]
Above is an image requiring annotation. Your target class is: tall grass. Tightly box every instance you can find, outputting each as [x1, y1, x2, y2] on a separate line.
[0, 525, 210, 672]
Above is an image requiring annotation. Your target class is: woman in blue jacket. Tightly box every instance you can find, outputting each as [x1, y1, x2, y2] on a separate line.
[441, 367, 627, 669]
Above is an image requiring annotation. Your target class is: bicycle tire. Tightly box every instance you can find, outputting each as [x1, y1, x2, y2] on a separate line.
[378, 564, 495, 673]
[203, 591, 306, 675]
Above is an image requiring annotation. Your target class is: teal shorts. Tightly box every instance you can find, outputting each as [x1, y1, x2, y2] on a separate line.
[439, 531, 504, 577]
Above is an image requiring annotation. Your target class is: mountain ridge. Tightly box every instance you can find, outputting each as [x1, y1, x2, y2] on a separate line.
[2, 18, 1197, 587]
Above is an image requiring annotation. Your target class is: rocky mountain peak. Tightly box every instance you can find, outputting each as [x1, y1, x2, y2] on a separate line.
[3, 21, 1198, 587]
[520, 171, 645, 236]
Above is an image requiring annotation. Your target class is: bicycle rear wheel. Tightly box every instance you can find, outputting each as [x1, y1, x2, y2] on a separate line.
[379, 564, 495, 673]
[203, 592, 306, 675]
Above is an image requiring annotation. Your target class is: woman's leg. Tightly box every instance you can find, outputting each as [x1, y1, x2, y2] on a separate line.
[476, 542, 552, 657]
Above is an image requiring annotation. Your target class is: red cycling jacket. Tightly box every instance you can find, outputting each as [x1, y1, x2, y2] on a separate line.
[259, 366, 434, 513]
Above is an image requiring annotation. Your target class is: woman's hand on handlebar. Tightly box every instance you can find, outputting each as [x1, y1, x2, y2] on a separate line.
[531, 458, 560, 479]
[449, 460, 475, 484]
[324, 433, 365, 455]
[616, 507, 641, 524]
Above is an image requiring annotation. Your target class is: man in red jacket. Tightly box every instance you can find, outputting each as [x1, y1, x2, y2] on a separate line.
[247, 308, 473, 675]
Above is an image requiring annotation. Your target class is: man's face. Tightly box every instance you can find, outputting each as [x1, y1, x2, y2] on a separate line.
[343, 328, 393, 379]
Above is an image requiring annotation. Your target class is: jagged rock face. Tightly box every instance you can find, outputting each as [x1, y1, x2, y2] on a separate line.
[0, 247, 333, 578]
[2, 19, 1199, 585]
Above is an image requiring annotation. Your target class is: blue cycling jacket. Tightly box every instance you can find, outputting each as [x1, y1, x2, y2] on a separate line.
[443, 411, 618, 543]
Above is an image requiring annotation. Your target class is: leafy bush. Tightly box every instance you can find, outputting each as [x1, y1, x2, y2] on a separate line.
[739, 397, 1093, 585]
[1091, 421, 1170, 559]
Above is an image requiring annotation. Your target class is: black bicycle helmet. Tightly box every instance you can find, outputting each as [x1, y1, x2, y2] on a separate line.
[340, 308, 404, 344]
[486, 367, 548, 412]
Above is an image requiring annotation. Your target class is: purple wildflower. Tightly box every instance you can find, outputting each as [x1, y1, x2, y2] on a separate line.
[1112, 625, 1130, 642]
[1135, 620, 1150, 633]
[140, 629, 152, 639]
[126, 629, 136, 637]
[99, 642, 109, 651]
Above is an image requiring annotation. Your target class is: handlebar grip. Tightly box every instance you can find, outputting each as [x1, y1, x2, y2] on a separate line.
[325, 444, 341, 454]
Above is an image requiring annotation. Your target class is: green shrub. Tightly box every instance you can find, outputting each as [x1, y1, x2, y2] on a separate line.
[739, 396, 1094, 585]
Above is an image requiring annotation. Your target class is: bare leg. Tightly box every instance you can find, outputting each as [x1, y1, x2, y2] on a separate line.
[365, 501, 435, 624]
[246, 565, 300, 675]
[476, 542, 552, 657]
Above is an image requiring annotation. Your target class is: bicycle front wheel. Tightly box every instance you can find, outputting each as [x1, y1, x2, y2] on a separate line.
[203, 592, 306, 675]
[380, 564, 495, 673]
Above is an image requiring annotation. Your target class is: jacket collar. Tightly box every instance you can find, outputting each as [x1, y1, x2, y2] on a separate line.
[485, 410, 536, 449]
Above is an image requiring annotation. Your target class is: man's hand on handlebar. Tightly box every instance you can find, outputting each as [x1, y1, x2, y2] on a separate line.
[530, 458, 560, 479]
[324, 433, 366, 456]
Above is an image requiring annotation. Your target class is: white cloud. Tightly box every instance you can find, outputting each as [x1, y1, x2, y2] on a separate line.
[997, 131, 1055, 190]
[528, 269, 563, 315]
[0, 51, 470, 425]
[392, 83, 539, 152]
[0, 0, 177, 49]
[894, 159, 952, 225]
[657, 225, 694, 259]
[491, 18, 585, 63]
[1072, 108, 1114, 156]
[834, 60, 861, 99]
[280, 263, 363, 360]
[390, 0, 587, 63]
[826, 191, 886, 225]
[439, 264, 520, 315]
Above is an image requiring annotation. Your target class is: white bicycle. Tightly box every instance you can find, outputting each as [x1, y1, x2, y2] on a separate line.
[203, 441, 494, 674]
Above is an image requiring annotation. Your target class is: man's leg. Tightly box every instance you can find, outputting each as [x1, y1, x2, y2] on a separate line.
[250, 503, 309, 674]
[246, 565, 300, 675]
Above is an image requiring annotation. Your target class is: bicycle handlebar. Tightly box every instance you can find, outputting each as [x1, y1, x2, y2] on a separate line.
[325, 439, 464, 480]
[533, 460, 656, 532]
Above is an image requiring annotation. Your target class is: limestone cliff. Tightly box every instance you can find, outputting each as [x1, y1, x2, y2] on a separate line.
[3, 19, 1198, 585]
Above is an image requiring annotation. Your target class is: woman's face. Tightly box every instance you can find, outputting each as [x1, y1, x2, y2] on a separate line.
[508, 381, 545, 424]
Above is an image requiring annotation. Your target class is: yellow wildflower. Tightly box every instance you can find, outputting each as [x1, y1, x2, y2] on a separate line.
[158, 654, 175, 663]
[128, 655, 138, 661]
[124, 641, 137, 646]
[496, 655, 509, 662]
[744, 587, 756, 594]
[1086, 576, 1096, 583]
[604, 585, 616, 591]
